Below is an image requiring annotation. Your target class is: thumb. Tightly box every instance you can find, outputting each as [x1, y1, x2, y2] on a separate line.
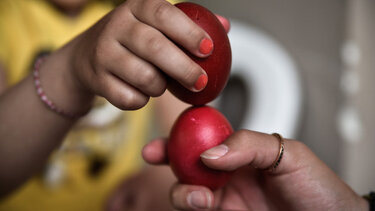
[200, 130, 306, 174]
[142, 138, 168, 165]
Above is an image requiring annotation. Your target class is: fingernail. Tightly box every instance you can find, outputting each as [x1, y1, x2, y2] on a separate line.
[201, 144, 228, 159]
[194, 74, 208, 91]
[199, 38, 213, 55]
[187, 191, 212, 209]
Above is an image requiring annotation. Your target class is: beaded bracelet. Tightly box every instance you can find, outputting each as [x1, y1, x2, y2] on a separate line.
[33, 56, 89, 119]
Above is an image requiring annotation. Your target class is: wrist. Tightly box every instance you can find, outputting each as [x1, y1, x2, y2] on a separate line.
[38, 47, 94, 118]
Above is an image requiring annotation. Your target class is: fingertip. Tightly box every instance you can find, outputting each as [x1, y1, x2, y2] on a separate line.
[187, 190, 214, 210]
[171, 184, 214, 210]
[142, 138, 168, 164]
[199, 143, 239, 171]
[141, 142, 152, 162]
[193, 73, 208, 92]
[200, 144, 229, 160]
[198, 37, 214, 56]
[215, 14, 230, 33]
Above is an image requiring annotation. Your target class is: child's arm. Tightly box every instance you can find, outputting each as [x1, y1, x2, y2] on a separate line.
[0, 0, 211, 197]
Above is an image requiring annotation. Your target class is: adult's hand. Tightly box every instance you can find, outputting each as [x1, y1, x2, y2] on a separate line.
[105, 166, 176, 211]
[143, 130, 369, 210]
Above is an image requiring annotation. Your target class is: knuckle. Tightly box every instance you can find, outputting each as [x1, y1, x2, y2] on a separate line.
[137, 67, 158, 88]
[187, 26, 205, 43]
[292, 140, 310, 154]
[289, 140, 314, 168]
[92, 44, 103, 64]
[182, 61, 201, 85]
[119, 92, 149, 110]
[137, 69, 166, 97]
[129, 23, 165, 57]
[98, 76, 114, 98]
[149, 87, 166, 98]
[127, 0, 146, 15]
[129, 23, 144, 41]
[236, 129, 250, 139]
[115, 3, 131, 17]
[153, 1, 172, 23]
[145, 34, 164, 54]
[102, 14, 117, 33]
[234, 129, 251, 144]
[93, 39, 110, 67]
[109, 3, 133, 27]
[151, 80, 167, 97]
[101, 79, 149, 110]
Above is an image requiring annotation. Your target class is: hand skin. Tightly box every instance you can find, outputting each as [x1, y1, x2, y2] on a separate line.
[102, 14, 231, 210]
[105, 165, 177, 211]
[142, 130, 369, 211]
[0, 0, 212, 197]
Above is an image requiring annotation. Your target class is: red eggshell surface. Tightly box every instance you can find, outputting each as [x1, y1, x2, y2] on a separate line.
[168, 106, 233, 190]
[168, 2, 232, 105]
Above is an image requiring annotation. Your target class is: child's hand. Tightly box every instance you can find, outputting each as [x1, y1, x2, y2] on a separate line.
[67, 0, 212, 110]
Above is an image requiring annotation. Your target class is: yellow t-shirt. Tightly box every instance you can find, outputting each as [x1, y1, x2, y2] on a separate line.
[0, 0, 180, 210]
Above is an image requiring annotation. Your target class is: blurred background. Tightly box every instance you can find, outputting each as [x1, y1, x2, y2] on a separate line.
[192, 0, 375, 194]
[1, 0, 374, 210]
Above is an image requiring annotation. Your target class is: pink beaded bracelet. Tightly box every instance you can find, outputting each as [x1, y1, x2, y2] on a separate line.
[33, 56, 88, 119]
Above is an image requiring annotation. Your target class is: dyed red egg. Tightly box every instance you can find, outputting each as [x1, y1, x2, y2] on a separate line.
[168, 106, 233, 190]
[168, 2, 232, 105]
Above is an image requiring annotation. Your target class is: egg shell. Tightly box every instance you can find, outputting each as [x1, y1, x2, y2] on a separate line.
[168, 106, 233, 190]
[168, 2, 232, 105]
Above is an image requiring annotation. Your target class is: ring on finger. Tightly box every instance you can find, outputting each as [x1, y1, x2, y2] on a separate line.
[266, 133, 285, 172]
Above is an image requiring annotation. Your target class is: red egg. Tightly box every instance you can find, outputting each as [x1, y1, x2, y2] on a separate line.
[168, 106, 233, 190]
[168, 2, 232, 105]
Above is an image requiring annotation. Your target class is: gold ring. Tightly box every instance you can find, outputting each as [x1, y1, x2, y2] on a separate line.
[266, 133, 285, 171]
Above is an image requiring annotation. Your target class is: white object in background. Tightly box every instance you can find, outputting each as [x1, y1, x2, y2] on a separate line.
[337, 105, 362, 143]
[43, 160, 66, 189]
[77, 101, 123, 128]
[222, 20, 302, 138]
[337, 40, 363, 144]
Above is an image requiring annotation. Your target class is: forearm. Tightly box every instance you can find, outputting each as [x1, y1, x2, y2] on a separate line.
[0, 42, 93, 197]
